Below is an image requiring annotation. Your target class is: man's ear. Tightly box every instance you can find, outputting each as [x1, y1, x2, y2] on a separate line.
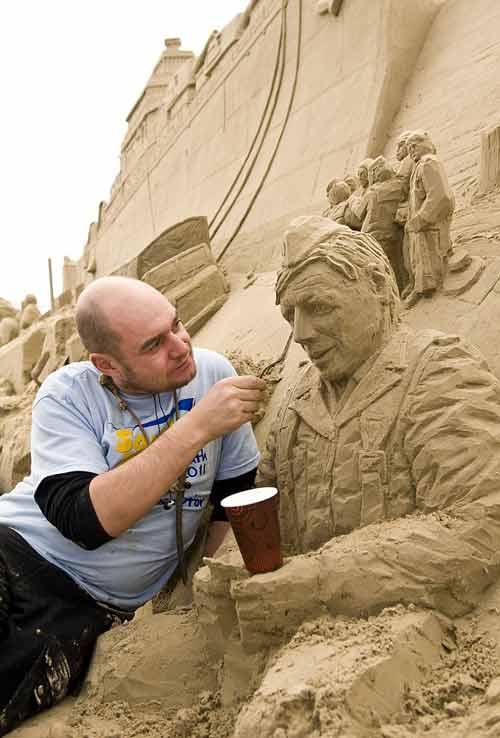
[367, 264, 390, 303]
[90, 352, 119, 376]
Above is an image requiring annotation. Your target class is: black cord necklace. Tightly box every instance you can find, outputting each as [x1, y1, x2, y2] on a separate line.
[99, 374, 188, 585]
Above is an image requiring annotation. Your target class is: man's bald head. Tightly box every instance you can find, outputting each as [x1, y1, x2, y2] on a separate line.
[76, 276, 169, 357]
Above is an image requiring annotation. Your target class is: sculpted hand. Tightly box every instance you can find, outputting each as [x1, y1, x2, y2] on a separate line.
[230, 554, 323, 653]
[191, 375, 266, 442]
[406, 215, 425, 232]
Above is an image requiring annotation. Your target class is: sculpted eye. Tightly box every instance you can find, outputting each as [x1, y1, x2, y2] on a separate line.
[281, 307, 294, 324]
[310, 302, 332, 316]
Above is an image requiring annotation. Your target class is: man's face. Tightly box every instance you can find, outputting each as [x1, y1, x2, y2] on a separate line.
[109, 298, 196, 395]
[358, 166, 369, 187]
[407, 137, 430, 163]
[368, 163, 381, 185]
[279, 262, 385, 383]
[396, 139, 408, 161]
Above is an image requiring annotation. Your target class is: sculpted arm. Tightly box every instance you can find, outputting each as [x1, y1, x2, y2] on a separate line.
[411, 158, 454, 228]
[256, 421, 278, 488]
[350, 191, 369, 222]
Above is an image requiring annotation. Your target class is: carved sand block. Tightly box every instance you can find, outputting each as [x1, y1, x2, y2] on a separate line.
[31, 314, 76, 386]
[480, 121, 500, 194]
[234, 608, 451, 738]
[0, 324, 46, 394]
[142, 242, 229, 335]
[111, 215, 211, 281]
[0, 404, 32, 491]
[137, 215, 211, 279]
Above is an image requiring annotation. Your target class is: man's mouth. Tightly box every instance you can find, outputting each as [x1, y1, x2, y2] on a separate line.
[308, 346, 332, 362]
[175, 353, 192, 371]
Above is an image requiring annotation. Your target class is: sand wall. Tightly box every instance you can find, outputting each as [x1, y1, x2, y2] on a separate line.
[85, 0, 442, 279]
[384, 0, 500, 197]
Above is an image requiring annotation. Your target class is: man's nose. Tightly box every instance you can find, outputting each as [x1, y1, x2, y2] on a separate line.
[293, 306, 314, 343]
[167, 331, 188, 358]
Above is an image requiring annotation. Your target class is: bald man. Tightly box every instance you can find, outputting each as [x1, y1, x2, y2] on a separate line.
[0, 276, 265, 735]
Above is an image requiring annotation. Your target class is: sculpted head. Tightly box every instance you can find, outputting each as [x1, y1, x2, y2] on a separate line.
[276, 216, 400, 383]
[368, 156, 395, 185]
[344, 174, 359, 194]
[326, 179, 351, 206]
[396, 131, 413, 161]
[407, 130, 436, 162]
[23, 294, 37, 306]
[357, 158, 374, 188]
[76, 276, 196, 394]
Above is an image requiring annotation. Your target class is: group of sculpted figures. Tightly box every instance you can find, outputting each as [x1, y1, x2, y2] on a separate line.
[322, 129, 455, 307]
[0, 294, 41, 348]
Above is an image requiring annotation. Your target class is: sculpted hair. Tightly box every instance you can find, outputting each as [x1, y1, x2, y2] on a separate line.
[276, 231, 401, 329]
[76, 299, 121, 356]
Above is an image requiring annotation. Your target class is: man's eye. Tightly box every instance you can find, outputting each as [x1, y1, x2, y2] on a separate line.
[310, 303, 331, 316]
[148, 337, 162, 351]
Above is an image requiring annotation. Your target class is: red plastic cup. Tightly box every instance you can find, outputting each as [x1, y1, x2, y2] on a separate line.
[221, 487, 283, 574]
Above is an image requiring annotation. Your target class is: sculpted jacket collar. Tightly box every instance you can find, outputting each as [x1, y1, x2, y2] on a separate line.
[289, 328, 410, 439]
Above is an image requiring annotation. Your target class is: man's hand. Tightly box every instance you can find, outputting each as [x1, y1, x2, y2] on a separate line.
[406, 214, 426, 232]
[230, 554, 323, 653]
[190, 375, 266, 443]
[90, 375, 264, 539]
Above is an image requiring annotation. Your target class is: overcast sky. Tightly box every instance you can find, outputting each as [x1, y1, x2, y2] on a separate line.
[0, 1, 248, 311]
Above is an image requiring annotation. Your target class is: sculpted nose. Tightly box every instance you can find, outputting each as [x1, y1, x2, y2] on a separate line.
[293, 306, 314, 344]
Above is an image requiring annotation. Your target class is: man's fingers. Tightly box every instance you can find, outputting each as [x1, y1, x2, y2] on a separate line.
[240, 401, 260, 414]
[235, 389, 265, 402]
[230, 375, 267, 390]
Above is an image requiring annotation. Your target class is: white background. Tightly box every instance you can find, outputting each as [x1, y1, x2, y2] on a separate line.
[0, 1, 248, 311]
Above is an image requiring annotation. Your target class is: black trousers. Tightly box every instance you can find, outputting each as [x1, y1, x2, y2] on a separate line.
[0, 525, 116, 736]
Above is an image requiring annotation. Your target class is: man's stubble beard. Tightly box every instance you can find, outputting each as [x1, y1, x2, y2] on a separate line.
[119, 348, 197, 395]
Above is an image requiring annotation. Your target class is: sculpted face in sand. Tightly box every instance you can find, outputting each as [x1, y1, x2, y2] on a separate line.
[396, 131, 412, 162]
[279, 262, 386, 383]
[357, 160, 370, 188]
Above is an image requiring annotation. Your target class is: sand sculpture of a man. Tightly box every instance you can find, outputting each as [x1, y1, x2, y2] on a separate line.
[342, 158, 373, 230]
[220, 215, 500, 651]
[361, 155, 408, 292]
[322, 179, 351, 223]
[344, 173, 359, 194]
[395, 130, 415, 194]
[0, 298, 19, 348]
[405, 130, 455, 307]
[20, 294, 41, 330]
[393, 131, 416, 296]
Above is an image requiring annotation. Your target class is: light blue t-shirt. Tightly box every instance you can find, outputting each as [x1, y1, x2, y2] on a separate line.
[0, 348, 260, 610]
